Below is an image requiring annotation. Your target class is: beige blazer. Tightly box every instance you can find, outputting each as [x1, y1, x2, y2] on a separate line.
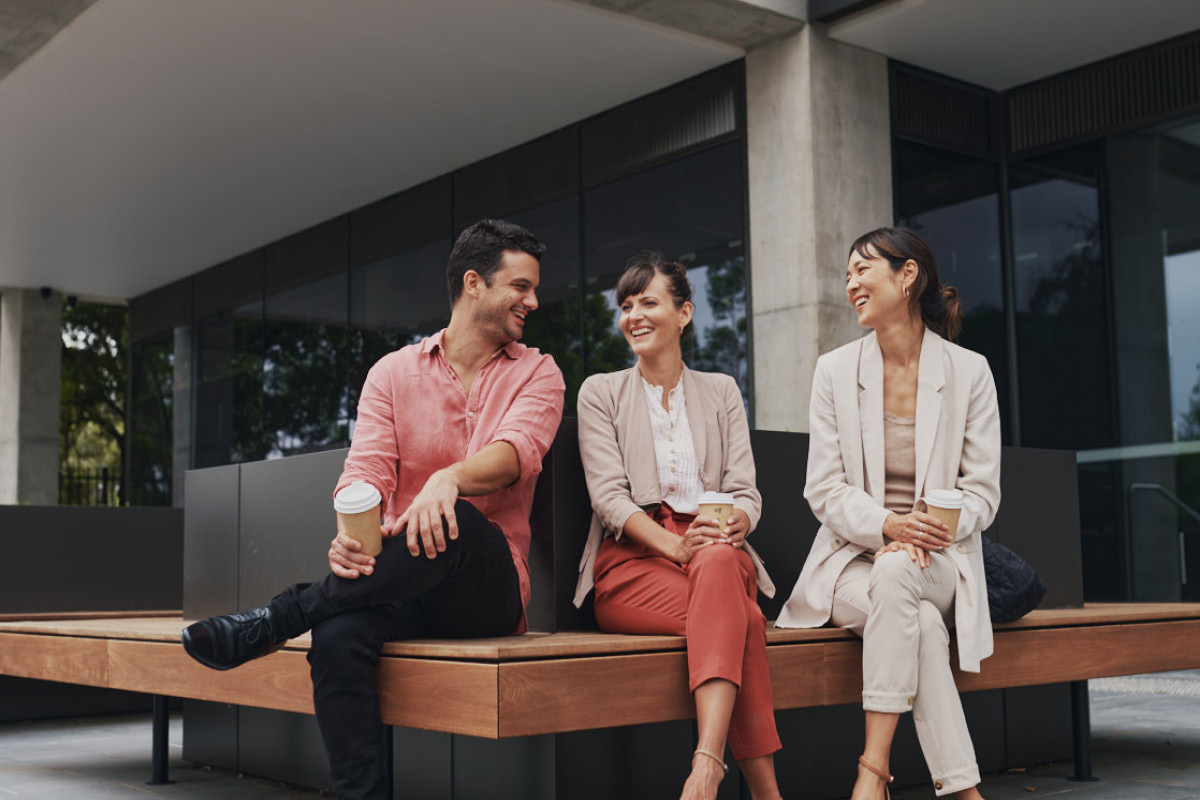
[776, 329, 1001, 673]
[573, 366, 775, 607]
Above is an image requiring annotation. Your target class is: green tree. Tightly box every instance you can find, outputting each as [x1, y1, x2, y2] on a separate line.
[60, 301, 128, 503]
[691, 257, 748, 402]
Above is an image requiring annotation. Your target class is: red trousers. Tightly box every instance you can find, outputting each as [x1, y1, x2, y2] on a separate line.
[593, 505, 781, 760]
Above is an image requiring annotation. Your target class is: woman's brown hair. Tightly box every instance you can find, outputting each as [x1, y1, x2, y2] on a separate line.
[615, 252, 694, 341]
[848, 227, 962, 341]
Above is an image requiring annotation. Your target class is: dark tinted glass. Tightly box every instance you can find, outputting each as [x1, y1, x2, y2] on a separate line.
[348, 237, 451, 411]
[194, 300, 264, 468]
[581, 143, 748, 401]
[129, 332, 174, 506]
[894, 140, 1010, 442]
[1010, 145, 1114, 451]
[263, 272, 351, 458]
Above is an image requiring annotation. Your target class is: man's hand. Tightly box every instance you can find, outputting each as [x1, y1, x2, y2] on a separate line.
[389, 468, 461, 559]
[329, 529, 379, 578]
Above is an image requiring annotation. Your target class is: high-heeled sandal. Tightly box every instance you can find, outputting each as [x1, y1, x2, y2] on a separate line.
[693, 747, 728, 775]
[857, 755, 893, 799]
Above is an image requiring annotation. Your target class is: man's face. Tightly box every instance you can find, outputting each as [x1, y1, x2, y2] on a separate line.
[472, 250, 540, 344]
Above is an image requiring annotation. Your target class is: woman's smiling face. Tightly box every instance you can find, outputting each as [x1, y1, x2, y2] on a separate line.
[619, 272, 692, 358]
[846, 244, 911, 329]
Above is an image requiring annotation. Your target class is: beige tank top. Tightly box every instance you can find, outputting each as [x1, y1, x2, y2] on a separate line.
[883, 410, 916, 514]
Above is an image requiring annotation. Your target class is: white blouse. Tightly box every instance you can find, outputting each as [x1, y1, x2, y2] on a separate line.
[641, 376, 706, 513]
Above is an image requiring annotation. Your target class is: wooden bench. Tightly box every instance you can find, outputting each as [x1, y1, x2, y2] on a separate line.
[3, 603, 1199, 785]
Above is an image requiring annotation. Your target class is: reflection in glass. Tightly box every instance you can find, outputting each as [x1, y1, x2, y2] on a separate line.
[894, 141, 1010, 442]
[1010, 151, 1114, 451]
[1165, 250, 1200, 441]
[349, 237, 451, 412]
[264, 272, 351, 459]
[194, 302, 264, 468]
[129, 333, 174, 506]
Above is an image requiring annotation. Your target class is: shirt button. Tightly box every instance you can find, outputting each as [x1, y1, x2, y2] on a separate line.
[957, 544, 965, 553]
[907, 697, 913, 706]
[934, 781, 943, 790]
[670, 467, 676, 473]
[467, 410, 475, 418]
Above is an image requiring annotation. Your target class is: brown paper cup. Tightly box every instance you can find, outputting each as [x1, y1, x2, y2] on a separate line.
[925, 504, 962, 543]
[337, 506, 383, 556]
[697, 503, 732, 533]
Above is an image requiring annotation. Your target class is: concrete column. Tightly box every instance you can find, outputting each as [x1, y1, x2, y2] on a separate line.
[0, 289, 63, 505]
[746, 25, 892, 432]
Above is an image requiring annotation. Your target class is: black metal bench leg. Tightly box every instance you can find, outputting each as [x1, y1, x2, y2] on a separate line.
[147, 694, 174, 785]
[384, 725, 395, 798]
[1068, 679, 1098, 782]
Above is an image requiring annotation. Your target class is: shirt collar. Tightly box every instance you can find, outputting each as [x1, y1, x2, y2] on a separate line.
[422, 328, 522, 360]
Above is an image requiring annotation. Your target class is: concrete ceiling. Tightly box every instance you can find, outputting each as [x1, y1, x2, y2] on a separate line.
[0, 0, 739, 300]
[828, 0, 1200, 91]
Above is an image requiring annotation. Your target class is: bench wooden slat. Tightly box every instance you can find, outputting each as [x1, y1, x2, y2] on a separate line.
[0, 632, 109, 686]
[2, 605, 1200, 739]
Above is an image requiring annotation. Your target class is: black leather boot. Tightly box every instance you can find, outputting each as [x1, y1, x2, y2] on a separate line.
[181, 606, 286, 670]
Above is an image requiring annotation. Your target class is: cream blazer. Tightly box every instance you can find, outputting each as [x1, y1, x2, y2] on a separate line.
[573, 366, 775, 607]
[776, 329, 1001, 673]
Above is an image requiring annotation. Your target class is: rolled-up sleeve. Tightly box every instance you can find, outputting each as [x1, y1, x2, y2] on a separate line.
[335, 360, 400, 502]
[577, 375, 643, 537]
[488, 355, 565, 482]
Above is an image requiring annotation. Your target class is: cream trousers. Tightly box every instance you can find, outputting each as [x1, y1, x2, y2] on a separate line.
[831, 551, 981, 796]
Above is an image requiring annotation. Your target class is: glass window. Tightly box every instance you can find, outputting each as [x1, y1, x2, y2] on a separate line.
[194, 301, 264, 468]
[1010, 145, 1114, 452]
[129, 332, 174, 506]
[894, 140, 1010, 443]
[582, 143, 748, 402]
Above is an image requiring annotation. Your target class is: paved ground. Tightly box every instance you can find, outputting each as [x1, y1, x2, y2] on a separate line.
[1, 672, 1199, 798]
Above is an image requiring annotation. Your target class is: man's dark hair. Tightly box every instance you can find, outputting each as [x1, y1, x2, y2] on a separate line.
[446, 219, 546, 306]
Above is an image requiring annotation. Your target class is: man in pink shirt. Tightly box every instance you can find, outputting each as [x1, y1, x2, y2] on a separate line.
[182, 219, 564, 800]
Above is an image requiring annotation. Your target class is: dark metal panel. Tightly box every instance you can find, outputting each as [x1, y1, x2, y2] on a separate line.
[453, 128, 581, 232]
[989, 447, 1085, 609]
[747, 430, 818, 621]
[238, 707, 331, 791]
[130, 277, 192, 343]
[263, 216, 350, 297]
[183, 464, 240, 618]
[351, 177, 453, 267]
[890, 63, 996, 160]
[454, 733, 556, 800]
[182, 700, 239, 771]
[581, 66, 740, 189]
[0, 506, 182, 614]
[809, 0, 889, 24]
[1007, 30, 1200, 156]
[392, 728, 452, 800]
[1003, 684, 1074, 767]
[193, 250, 263, 321]
[554, 721, 703, 800]
[238, 448, 347, 608]
[0, 677, 154, 723]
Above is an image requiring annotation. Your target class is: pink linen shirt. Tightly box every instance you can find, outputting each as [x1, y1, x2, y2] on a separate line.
[334, 329, 564, 622]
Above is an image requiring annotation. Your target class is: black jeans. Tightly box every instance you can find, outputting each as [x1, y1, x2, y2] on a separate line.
[267, 499, 523, 800]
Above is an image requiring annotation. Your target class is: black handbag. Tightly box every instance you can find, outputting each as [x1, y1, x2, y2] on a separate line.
[982, 536, 1047, 623]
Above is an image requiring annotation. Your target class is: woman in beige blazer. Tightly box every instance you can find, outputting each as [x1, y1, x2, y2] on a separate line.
[777, 228, 1001, 800]
[574, 254, 781, 800]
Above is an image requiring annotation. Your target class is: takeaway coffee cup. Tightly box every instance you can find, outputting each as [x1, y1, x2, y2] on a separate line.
[923, 488, 964, 542]
[697, 491, 735, 534]
[334, 480, 383, 556]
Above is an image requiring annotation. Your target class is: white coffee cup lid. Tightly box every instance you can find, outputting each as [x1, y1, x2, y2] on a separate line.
[697, 491, 735, 506]
[334, 480, 382, 514]
[924, 488, 964, 509]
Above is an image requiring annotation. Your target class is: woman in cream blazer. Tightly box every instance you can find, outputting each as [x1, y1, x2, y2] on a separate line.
[574, 254, 780, 800]
[778, 228, 1001, 800]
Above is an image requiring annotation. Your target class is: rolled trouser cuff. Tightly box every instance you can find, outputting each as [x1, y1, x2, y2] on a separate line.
[862, 690, 913, 714]
[932, 763, 980, 796]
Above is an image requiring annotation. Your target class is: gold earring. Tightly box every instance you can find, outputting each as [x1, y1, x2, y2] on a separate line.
[903, 285, 909, 297]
